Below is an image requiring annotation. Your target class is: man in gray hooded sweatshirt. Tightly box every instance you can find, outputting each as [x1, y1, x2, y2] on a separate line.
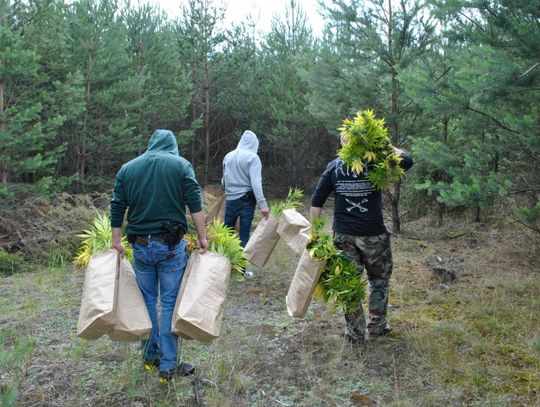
[222, 130, 269, 247]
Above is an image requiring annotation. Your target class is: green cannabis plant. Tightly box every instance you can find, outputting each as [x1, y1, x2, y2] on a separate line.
[338, 109, 404, 189]
[308, 218, 366, 313]
[74, 212, 132, 267]
[206, 219, 248, 276]
[271, 188, 304, 216]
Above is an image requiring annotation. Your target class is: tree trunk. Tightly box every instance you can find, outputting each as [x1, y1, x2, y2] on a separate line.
[203, 56, 210, 186]
[80, 51, 93, 192]
[391, 181, 401, 233]
[437, 203, 444, 227]
[0, 77, 7, 185]
[388, 0, 402, 233]
[292, 123, 298, 184]
[191, 103, 196, 164]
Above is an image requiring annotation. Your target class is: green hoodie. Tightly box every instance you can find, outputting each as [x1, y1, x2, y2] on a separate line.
[110, 129, 203, 236]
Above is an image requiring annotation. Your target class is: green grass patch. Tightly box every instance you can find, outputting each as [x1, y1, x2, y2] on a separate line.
[1, 220, 538, 406]
[0, 250, 25, 276]
[393, 265, 540, 404]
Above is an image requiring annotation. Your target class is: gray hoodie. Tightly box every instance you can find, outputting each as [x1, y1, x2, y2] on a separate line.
[222, 130, 268, 209]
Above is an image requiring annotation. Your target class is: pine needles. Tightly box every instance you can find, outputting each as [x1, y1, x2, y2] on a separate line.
[338, 109, 404, 189]
[308, 218, 366, 313]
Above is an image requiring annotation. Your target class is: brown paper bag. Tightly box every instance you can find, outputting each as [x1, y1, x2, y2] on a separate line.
[243, 214, 280, 268]
[172, 251, 232, 342]
[108, 255, 152, 341]
[277, 209, 311, 256]
[77, 249, 151, 341]
[286, 248, 326, 318]
[77, 250, 116, 339]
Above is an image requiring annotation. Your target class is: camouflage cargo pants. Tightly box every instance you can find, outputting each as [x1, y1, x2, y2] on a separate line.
[334, 232, 393, 341]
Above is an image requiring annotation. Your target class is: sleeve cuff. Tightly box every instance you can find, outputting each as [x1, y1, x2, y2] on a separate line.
[188, 203, 203, 213]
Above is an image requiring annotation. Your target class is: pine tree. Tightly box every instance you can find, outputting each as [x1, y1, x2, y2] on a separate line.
[307, 0, 436, 232]
[0, 0, 74, 195]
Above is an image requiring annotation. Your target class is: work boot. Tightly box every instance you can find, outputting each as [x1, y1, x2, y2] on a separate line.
[158, 362, 196, 383]
[369, 322, 392, 337]
[143, 358, 159, 372]
[343, 330, 365, 346]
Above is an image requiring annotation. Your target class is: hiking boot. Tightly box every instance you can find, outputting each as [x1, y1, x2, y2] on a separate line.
[369, 322, 392, 337]
[178, 362, 196, 376]
[143, 358, 160, 372]
[158, 362, 196, 383]
[343, 331, 366, 346]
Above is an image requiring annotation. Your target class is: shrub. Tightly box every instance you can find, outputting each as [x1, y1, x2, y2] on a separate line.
[0, 249, 25, 276]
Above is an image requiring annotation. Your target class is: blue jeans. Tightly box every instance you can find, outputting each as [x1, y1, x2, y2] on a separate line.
[132, 239, 188, 372]
[224, 196, 255, 247]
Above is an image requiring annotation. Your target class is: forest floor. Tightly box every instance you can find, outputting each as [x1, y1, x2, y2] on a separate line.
[1, 201, 539, 407]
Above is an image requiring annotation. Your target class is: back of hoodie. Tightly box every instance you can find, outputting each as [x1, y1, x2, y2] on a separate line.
[110, 129, 203, 235]
[222, 130, 267, 210]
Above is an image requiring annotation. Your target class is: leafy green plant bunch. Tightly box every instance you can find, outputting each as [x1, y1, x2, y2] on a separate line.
[308, 218, 366, 313]
[185, 219, 247, 277]
[74, 212, 132, 267]
[271, 187, 304, 216]
[338, 109, 404, 189]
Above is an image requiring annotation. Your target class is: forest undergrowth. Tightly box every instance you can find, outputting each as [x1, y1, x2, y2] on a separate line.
[0, 199, 539, 407]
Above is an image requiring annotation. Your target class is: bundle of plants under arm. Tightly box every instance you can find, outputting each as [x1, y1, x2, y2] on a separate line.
[338, 109, 404, 189]
[185, 219, 247, 277]
[74, 212, 132, 266]
[308, 218, 366, 313]
[270, 187, 303, 216]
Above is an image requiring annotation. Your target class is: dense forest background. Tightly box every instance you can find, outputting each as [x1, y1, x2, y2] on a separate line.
[1, 0, 538, 233]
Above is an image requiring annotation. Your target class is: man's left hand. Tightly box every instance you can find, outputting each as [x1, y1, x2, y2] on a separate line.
[198, 238, 209, 254]
[111, 241, 125, 256]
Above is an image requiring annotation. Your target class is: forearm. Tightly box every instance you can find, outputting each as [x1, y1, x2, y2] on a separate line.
[190, 211, 207, 240]
[111, 227, 125, 254]
[112, 227, 123, 243]
[250, 159, 268, 209]
[310, 206, 322, 219]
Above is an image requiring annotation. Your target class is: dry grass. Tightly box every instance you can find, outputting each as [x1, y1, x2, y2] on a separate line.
[0, 213, 539, 406]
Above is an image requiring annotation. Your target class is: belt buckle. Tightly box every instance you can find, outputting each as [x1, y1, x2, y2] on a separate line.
[149, 233, 165, 244]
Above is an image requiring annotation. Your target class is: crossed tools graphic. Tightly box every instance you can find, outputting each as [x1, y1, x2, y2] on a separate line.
[345, 198, 368, 213]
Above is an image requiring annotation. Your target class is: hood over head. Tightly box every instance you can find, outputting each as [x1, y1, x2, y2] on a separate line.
[236, 130, 259, 153]
[147, 129, 179, 155]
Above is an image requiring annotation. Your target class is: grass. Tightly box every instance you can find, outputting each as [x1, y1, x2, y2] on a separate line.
[0, 215, 539, 406]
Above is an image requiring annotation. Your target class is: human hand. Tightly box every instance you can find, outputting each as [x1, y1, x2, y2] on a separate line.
[111, 240, 125, 256]
[261, 207, 270, 220]
[391, 145, 404, 157]
[198, 238, 208, 254]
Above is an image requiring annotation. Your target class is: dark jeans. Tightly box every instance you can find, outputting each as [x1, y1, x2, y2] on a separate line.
[224, 195, 255, 247]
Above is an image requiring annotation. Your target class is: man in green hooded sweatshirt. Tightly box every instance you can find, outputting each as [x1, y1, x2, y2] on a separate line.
[110, 129, 208, 383]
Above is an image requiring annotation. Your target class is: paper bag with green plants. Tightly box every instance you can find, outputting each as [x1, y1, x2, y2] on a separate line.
[244, 188, 303, 267]
[277, 207, 311, 256]
[172, 220, 246, 342]
[286, 219, 367, 318]
[286, 247, 326, 317]
[77, 249, 151, 341]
